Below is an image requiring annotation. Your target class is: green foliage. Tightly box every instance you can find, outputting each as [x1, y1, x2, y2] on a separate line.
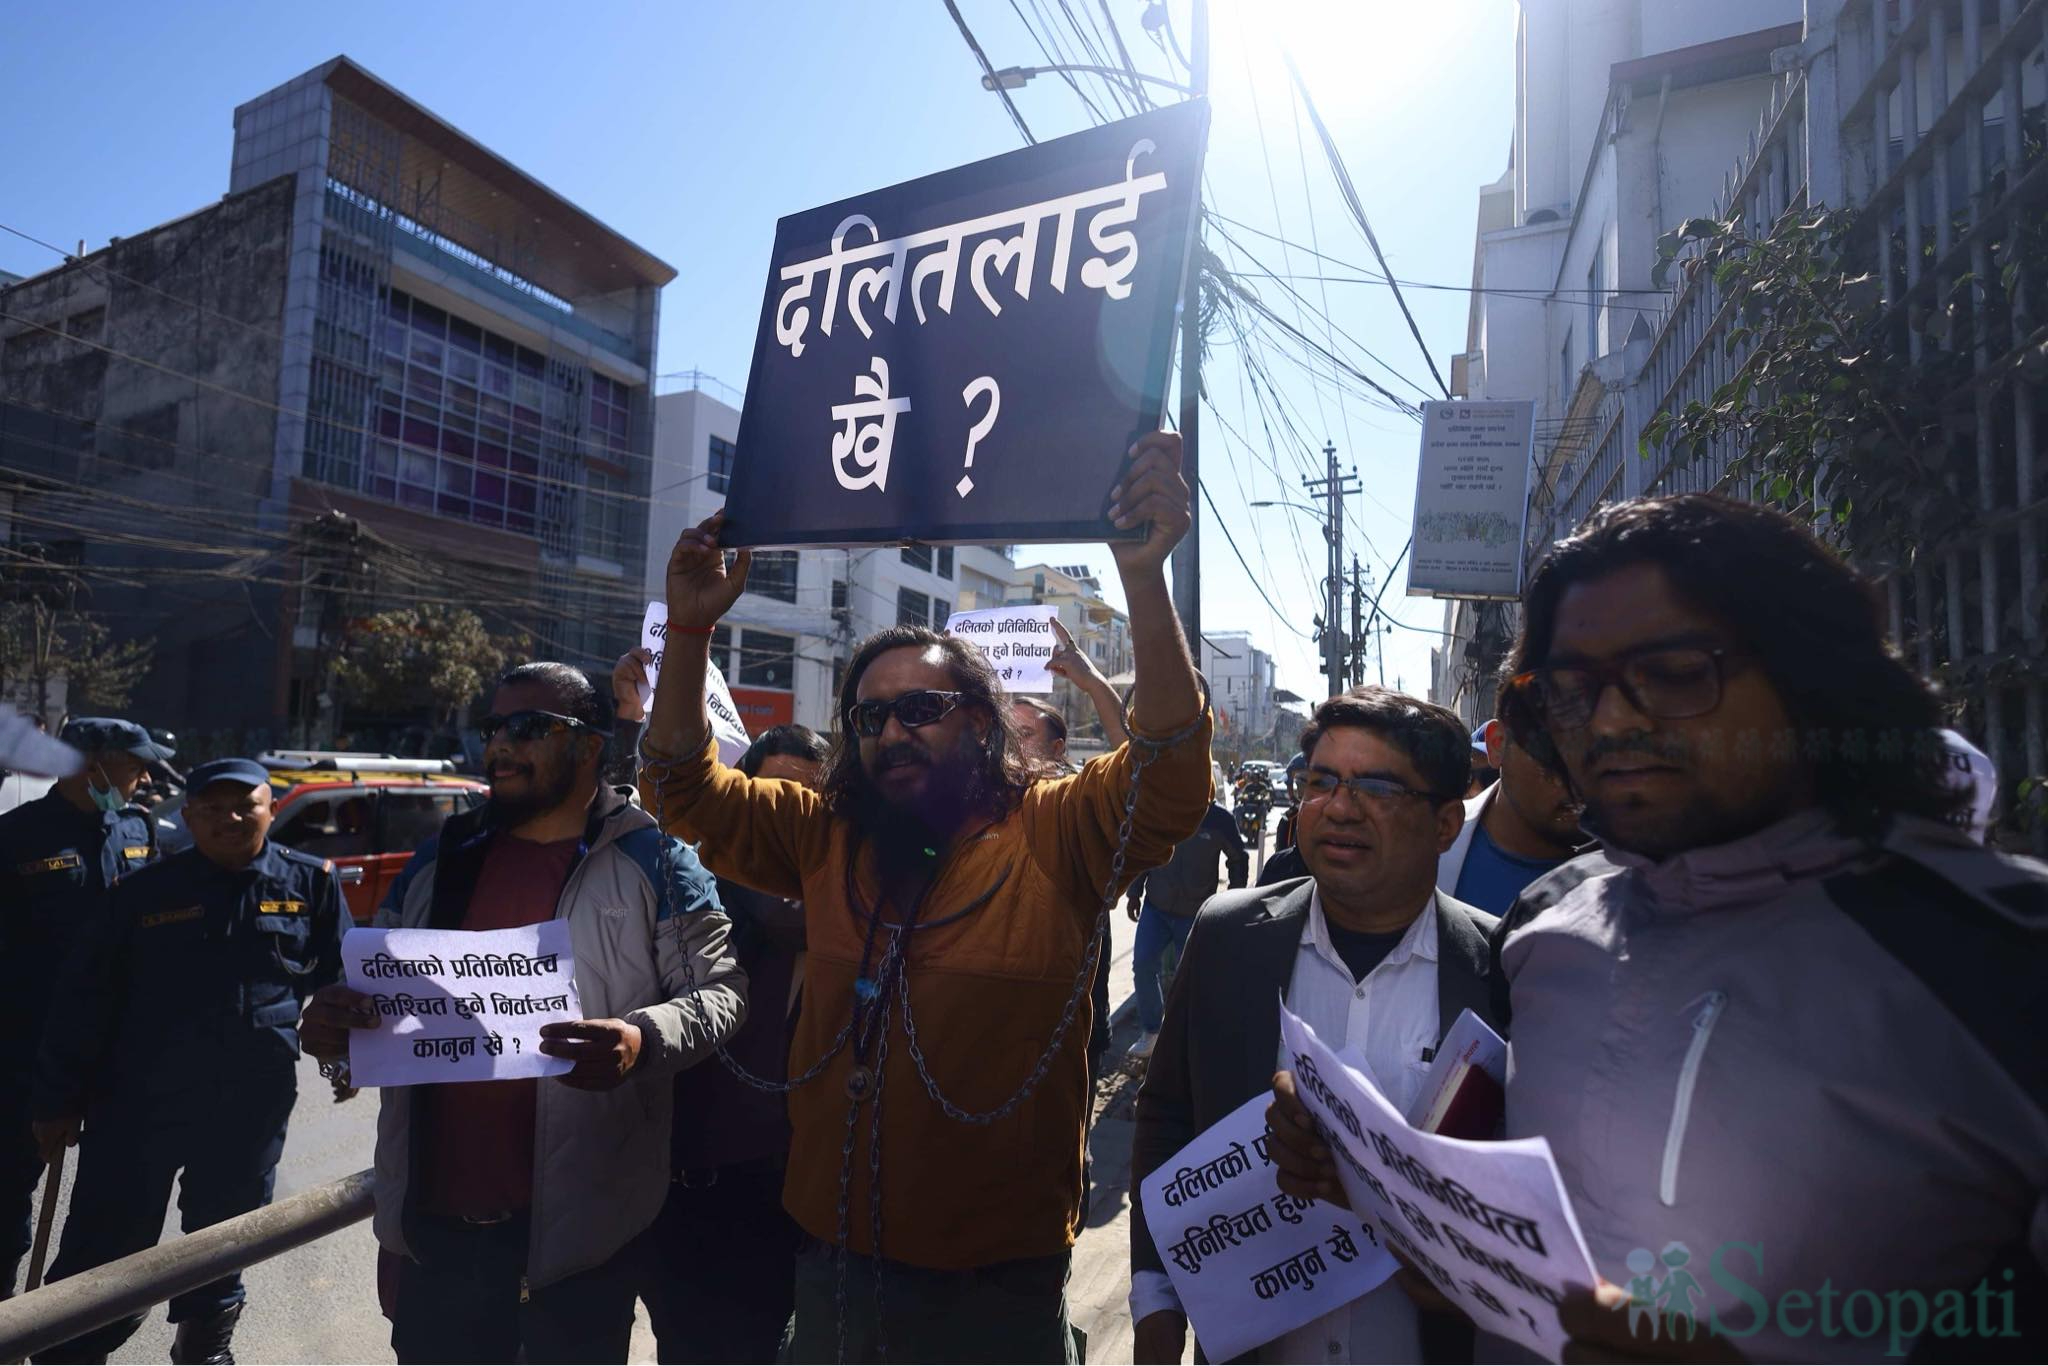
[0, 598, 156, 718]
[334, 606, 521, 730]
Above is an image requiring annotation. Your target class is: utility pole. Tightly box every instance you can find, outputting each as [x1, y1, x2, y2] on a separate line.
[1302, 441, 1359, 700]
[1348, 555, 1368, 687]
[1170, 0, 1209, 653]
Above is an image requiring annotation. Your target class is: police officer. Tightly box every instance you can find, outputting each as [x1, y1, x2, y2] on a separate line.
[0, 717, 168, 1299]
[30, 758, 347, 1365]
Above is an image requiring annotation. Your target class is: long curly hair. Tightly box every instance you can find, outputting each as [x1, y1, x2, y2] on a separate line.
[1500, 493, 1966, 840]
[819, 625, 1049, 821]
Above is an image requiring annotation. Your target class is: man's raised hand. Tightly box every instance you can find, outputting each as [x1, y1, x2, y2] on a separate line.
[665, 511, 752, 631]
[1107, 431, 1190, 577]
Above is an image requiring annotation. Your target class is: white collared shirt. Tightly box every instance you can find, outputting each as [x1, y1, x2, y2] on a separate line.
[1131, 887, 1440, 1362]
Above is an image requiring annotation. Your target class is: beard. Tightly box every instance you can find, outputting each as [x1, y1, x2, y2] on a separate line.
[489, 751, 580, 828]
[850, 731, 1004, 894]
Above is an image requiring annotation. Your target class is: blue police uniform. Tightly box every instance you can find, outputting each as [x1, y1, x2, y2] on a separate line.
[30, 821, 346, 1361]
[0, 788, 156, 1288]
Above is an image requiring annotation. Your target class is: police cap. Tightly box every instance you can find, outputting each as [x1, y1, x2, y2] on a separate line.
[185, 758, 272, 793]
[59, 717, 176, 763]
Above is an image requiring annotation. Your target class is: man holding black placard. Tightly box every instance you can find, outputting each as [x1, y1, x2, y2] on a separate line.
[639, 431, 1212, 1362]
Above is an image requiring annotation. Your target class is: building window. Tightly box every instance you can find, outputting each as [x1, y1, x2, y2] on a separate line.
[937, 547, 954, 579]
[901, 544, 933, 572]
[739, 631, 795, 689]
[707, 435, 736, 494]
[831, 579, 848, 611]
[710, 625, 732, 676]
[581, 469, 627, 563]
[1585, 254, 1600, 359]
[932, 597, 952, 627]
[751, 550, 799, 603]
[897, 587, 930, 628]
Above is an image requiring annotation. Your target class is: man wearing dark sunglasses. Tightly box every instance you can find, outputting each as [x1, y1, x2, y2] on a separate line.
[1269, 494, 2048, 1363]
[300, 662, 747, 1364]
[639, 431, 1212, 1362]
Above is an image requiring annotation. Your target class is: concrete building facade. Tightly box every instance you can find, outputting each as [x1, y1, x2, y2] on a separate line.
[0, 56, 674, 747]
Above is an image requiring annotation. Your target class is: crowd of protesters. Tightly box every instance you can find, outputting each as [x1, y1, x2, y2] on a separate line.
[2, 429, 2044, 1365]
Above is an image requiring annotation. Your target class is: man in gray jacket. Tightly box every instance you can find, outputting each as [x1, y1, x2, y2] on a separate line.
[301, 663, 746, 1364]
[1273, 495, 2048, 1361]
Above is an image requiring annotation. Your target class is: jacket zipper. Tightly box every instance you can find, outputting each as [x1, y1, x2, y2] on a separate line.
[1659, 990, 1727, 1207]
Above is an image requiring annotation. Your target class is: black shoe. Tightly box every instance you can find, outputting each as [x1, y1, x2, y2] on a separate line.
[170, 1304, 242, 1365]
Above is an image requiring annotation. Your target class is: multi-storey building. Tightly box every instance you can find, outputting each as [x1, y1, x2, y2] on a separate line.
[0, 56, 673, 745]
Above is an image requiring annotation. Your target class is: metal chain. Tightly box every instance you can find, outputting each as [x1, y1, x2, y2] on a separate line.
[639, 685, 1209, 1364]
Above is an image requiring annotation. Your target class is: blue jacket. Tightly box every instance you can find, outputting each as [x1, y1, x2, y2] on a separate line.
[32, 840, 347, 1118]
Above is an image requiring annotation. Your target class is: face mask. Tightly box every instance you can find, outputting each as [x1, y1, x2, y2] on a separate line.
[88, 766, 124, 814]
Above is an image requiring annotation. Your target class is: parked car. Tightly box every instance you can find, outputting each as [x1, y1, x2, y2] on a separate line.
[154, 752, 487, 923]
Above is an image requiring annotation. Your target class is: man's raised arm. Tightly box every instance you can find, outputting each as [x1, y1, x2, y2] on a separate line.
[644, 510, 752, 761]
[1108, 431, 1201, 730]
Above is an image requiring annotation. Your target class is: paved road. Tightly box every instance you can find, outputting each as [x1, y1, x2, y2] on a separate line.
[18, 826, 1268, 1363]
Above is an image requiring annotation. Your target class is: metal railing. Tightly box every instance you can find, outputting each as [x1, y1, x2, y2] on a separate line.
[0, 1171, 374, 1363]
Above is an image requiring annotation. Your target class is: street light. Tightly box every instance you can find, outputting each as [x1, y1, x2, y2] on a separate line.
[979, 64, 1197, 96]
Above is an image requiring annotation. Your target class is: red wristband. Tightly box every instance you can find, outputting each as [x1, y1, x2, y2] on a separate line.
[667, 623, 716, 636]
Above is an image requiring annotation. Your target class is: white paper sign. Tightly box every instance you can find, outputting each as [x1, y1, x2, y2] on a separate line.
[640, 600, 752, 765]
[1280, 1002, 1598, 1363]
[342, 923, 581, 1085]
[1406, 399, 1537, 600]
[1140, 1094, 1397, 1361]
[943, 605, 1059, 693]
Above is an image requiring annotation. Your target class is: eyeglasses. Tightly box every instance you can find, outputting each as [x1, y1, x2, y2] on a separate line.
[845, 690, 967, 739]
[1299, 770, 1451, 808]
[478, 709, 605, 744]
[1514, 646, 1735, 731]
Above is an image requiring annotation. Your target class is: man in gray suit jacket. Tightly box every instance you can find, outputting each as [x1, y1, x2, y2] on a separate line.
[1130, 687, 1501, 1365]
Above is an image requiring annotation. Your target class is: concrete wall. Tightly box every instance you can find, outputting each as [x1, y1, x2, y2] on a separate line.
[0, 177, 295, 739]
[1639, 0, 1802, 58]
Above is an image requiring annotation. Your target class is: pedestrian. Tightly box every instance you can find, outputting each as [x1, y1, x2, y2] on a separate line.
[638, 431, 1212, 1363]
[1269, 494, 2048, 1361]
[1121, 798, 1249, 1064]
[1271, 750, 1305, 852]
[29, 757, 344, 1364]
[298, 662, 748, 1365]
[1133, 687, 1498, 1364]
[1435, 714, 1585, 916]
[643, 723, 827, 1365]
[1014, 624, 1130, 1090]
[1463, 725, 1499, 799]
[0, 717, 169, 1300]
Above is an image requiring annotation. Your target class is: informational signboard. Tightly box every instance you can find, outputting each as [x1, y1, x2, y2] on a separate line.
[1406, 400, 1538, 600]
[943, 605, 1060, 693]
[1139, 1095, 1396, 1361]
[1280, 1003, 1598, 1363]
[724, 100, 1209, 548]
[640, 601, 752, 765]
[343, 923, 580, 1086]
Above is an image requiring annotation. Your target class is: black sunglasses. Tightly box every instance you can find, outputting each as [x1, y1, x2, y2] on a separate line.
[479, 709, 608, 744]
[845, 690, 967, 739]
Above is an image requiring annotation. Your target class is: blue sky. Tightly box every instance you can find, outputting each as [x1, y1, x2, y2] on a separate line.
[0, 0, 1518, 703]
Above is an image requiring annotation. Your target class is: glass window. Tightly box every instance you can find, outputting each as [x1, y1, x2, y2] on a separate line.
[937, 547, 955, 579]
[710, 625, 733, 676]
[750, 550, 799, 603]
[738, 631, 794, 689]
[378, 792, 462, 854]
[897, 587, 929, 628]
[901, 545, 933, 572]
[831, 580, 847, 611]
[933, 598, 952, 627]
[707, 435, 736, 494]
[274, 790, 374, 860]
